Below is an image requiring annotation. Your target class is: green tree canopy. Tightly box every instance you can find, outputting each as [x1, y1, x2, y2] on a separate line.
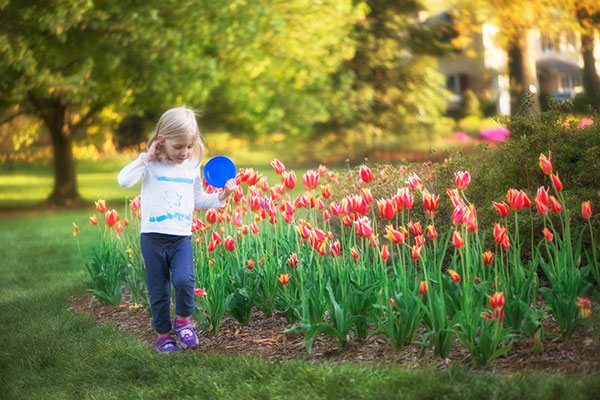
[0, 0, 363, 205]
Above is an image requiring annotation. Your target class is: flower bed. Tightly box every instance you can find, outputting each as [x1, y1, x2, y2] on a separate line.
[75, 154, 599, 367]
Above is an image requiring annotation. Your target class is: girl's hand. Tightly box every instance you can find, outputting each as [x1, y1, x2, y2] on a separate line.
[219, 178, 237, 201]
[141, 138, 163, 162]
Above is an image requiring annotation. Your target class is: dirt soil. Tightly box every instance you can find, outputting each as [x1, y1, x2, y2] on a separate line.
[67, 293, 600, 375]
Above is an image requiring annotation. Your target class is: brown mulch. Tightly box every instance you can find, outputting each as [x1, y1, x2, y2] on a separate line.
[67, 292, 600, 375]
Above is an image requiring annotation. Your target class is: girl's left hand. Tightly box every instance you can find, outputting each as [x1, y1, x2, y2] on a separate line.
[219, 178, 237, 201]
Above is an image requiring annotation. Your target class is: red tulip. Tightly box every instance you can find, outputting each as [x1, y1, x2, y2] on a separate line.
[378, 198, 397, 220]
[297, 224, 311, 239]
[89, 216, 98, 226]
[419, 280, 427, 295]
[447, 188, 464, 208]
[534, 198, 548, 215]
[390, 297, 396, 308]
[384, 225, 405, 244]
[408, 220, 423, 236]
[483, 250, 494, 265]
[549, 196, 562, 213]
[321, 184, 331, 199]
[542, 227, 553, 241]
[105, 209, 119, 227]
[350, 247, 360, 259]
[522, 191, 532, 208]
[414, 235, 424, 248]
[270, 159, 285, 174]
[224, 236, 235, 251]
[250, 222, 260, 234]
[422, 191, 439, 217]
[302, 170, 320, 190]
[489, 292, 505, 321]
[313, 227, 327, 242]
[454, 171, 471, 190]
[281, 171, 297, 190]
[358, 197, 370, 215]
[329, 241, 341, 257]
[361, 188, 373, 204]
[506, 188, 524, 211]
[539, 152, 552, 175]
[453, 231, 464, 249]
[582, 201, 592, 219]
[410, 245, 422, 260]
[207, 239, 218, 252]
[463, 205, 478, 232]
[288, 253, 298, 268]
[277, 273, 291, 285]
[448, 269, 461, 283]
[380, 244, 390, 260]
[247, 259, 255, 270]
[95, 199, 107, 213]
[294, 193, 310, 209]
[576, 297, 592, 317]
[407, 173, 423, 191]
[501, 234, 510, 250]
[452, 205, 466, 226]
[354, 217, 374, 238]
[492, 201, 510, 217]
[396, 187, 414, 209]
[194, 288, 207, 296]
[551, 173, 563, 191]
[283, 213, 294, 224]
[360, 165, 373, 183]
[426, 224, 438, 240]
[129, 196, 141, 211]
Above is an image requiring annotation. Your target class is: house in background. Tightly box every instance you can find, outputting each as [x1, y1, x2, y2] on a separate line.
[430, 13, 600, 116]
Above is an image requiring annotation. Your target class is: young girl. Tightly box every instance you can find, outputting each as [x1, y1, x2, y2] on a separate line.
[118, 107, 236, 353]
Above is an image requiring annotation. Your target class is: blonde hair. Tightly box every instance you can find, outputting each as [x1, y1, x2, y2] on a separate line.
[146, 106, 205, 165]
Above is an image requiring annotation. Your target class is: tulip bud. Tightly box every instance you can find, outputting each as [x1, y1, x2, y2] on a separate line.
[582, 201, 592, 219]
[539, 152, 552, 175]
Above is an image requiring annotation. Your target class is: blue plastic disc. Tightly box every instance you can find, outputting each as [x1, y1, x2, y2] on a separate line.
[203, 156, 236, 188]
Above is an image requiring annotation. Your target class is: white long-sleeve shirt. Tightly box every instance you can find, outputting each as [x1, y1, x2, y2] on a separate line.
[118, 154, 225, 236]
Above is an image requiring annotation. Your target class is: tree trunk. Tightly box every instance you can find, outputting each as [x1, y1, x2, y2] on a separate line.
[47, 116, 83, 207]
[581, 31, 600, 100]
[29, 94, 84, 207]
[508, 30, 540, 116]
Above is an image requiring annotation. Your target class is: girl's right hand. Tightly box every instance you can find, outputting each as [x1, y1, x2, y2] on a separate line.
[142, 139, 163, 162]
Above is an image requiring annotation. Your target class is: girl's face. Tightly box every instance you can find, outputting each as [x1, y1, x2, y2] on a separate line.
[162, 135, 195, 164]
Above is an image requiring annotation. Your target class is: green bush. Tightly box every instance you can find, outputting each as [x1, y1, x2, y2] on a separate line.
[439, 102, 600, 253]
[459, 89, 482, 118]
[573, 92, 599, 114]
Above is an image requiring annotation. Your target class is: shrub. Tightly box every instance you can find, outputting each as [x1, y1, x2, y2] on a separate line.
[439, 102, 600, 253]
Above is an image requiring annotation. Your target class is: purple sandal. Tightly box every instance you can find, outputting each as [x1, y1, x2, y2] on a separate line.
[174, 319, 199, 350]
[156, 336, 179, 353]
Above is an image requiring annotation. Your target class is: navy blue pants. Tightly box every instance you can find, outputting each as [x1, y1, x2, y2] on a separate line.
[140, 233, 195, 334]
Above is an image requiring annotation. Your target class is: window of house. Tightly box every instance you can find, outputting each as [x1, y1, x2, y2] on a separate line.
[566, 31, 577, 50]
[542, 34, 557, 52]
[446, 75, 461, 95]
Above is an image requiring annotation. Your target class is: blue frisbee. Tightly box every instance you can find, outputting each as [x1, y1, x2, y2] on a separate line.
[204, 156, 236, 188]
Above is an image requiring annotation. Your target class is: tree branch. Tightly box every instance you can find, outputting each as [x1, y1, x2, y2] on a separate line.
[0, 110, 26, 125]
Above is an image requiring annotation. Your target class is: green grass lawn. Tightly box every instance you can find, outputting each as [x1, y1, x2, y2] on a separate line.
[1, 165, 599, 399]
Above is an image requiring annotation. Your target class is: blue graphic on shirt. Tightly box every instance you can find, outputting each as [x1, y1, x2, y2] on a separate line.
[149, 212, 192, 223]
[148, 185, 191, 224]
[163, 190, 183, 208]
[155, 175, 193, 184]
